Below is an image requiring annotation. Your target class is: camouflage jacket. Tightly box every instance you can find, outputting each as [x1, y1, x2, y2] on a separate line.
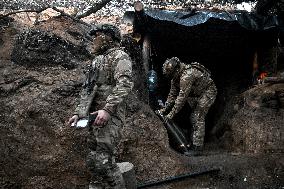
[74, 47, 133, 120]
[166, 62, 215, 117]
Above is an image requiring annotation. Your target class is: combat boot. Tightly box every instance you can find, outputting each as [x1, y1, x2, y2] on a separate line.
[184, 145, 203, 156]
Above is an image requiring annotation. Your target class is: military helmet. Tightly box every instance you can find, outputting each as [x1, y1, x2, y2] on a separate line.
[163, 57, 180, 76]
[89, 23, 121, 42]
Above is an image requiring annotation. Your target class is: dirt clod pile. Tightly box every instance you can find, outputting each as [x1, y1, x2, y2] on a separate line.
[215, 83, 284, 153]
[11, 17, 91, 69]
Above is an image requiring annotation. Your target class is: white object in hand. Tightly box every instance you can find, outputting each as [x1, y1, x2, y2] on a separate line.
[71, 119, 88, 128]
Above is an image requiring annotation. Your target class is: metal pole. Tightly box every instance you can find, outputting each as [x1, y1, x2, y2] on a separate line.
[137, 168, 220, 188]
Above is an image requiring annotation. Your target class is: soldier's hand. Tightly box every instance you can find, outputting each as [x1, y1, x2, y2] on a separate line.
[68, 114, 79, 127]
[159, 108, 167, 115]
[91, 110, 110, 126]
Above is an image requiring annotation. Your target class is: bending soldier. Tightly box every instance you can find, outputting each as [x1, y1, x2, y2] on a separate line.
[68, 24, 133, 189]
[160, 57, 217, 156]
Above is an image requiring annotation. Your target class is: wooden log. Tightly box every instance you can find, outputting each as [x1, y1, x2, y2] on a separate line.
[117, 162, 137, 189]
[134, 1, 144, 12]
[75, 0, 112, 19]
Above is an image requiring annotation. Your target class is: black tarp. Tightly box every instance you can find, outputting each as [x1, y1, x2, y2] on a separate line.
[130, 8, 279, 69]
[144, 9, 278, 31]
[130, 8, 280, 53]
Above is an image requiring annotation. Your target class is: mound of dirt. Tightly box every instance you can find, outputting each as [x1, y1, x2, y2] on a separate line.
[11, 17, 91, 69]
[0, 17, 17, 60]
[215, 83, 284, 153]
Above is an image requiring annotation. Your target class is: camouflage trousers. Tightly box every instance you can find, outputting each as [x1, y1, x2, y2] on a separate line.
[86, 117, 126, 189]
[187, 84, 217, 147]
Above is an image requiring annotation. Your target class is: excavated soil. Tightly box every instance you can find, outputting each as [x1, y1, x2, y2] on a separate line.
[0, 13, 283, 189]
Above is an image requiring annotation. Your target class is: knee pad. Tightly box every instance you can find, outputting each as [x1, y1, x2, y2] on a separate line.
[87, 151, 113, 175]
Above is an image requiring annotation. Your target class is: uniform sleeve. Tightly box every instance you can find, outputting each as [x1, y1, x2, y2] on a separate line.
[73, 86, 97, 118]
[165, 79, 179, 109]
[73, 58, 102, 118]
[167, 70, 194, 118]
[103, 53, 133, 114]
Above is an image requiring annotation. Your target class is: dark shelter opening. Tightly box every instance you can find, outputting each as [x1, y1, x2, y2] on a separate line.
[128, 8, 279, 153]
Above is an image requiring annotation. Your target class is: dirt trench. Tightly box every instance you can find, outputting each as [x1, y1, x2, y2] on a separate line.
[0, 14, 283, 189]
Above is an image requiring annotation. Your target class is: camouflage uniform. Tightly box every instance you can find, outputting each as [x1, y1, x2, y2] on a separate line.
[163, 59, 217, 147]
[74, 47, 133, 189]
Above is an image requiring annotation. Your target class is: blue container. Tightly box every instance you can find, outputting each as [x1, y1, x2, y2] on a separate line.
[148, 70, 158, 92]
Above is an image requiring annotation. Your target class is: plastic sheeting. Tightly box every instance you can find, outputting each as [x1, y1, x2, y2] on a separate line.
[144, 9, 278, 30]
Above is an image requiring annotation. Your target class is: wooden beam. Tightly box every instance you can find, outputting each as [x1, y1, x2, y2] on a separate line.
[75, 0, 112, 19]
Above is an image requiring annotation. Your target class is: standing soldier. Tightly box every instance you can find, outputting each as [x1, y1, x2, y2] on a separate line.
[160, 57, 217, 156]
[68, 24, 133, 189]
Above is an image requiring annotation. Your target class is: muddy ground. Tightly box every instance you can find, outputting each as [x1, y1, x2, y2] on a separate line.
[0, 10, 283, 189]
